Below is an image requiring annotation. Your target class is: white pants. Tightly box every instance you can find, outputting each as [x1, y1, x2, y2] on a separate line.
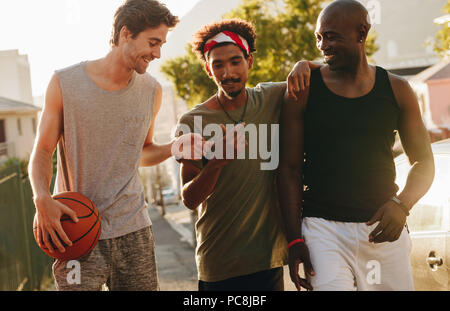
[302, 217, 414, 291]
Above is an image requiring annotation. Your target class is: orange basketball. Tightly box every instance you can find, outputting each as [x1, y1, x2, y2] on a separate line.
[33, 191, 101, 261]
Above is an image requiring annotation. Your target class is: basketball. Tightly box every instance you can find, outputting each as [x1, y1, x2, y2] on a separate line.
[33, 191, 101, 261]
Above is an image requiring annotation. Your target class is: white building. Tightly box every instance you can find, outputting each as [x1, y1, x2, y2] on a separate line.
[0, 96, 40, 162]
[139, 83, 189, 202]
[0, 49, 39, 163]
[365, 0, 448, 76]
[0, 50, 34, 104]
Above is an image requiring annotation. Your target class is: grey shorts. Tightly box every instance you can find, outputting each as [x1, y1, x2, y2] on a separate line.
[52, 226, 159, 291]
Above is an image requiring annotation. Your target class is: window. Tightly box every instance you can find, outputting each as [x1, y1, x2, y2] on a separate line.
[0, 119, 5, 143]
[17, 117, 22, 136]
[405, 155, 450, 232]
[0, 119, 5, 156]
[407, 203, 445, 232]
[32, 117, 36, 135]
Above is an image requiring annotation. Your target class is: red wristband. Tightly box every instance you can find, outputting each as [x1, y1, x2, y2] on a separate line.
[288, 238, 305, 249]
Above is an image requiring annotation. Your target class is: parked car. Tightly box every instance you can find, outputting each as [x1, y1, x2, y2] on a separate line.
[395, 138, 450, 290]
[159, 188, 179, 205]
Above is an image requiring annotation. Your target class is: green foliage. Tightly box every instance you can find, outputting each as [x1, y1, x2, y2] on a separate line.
[160, 46, 216, 108]
[0, 157, 29, 179]
[434, 1, 450, 58]
[162, 0, 379, 109]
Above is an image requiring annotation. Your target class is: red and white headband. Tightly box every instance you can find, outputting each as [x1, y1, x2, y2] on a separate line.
[203, 31, 250, 58]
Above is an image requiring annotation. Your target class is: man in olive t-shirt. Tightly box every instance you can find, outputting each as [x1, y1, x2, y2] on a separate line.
[175, 19, 311, 291]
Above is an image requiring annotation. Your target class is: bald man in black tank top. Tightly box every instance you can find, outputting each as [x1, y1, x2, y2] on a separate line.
[279, 0, 434, 291]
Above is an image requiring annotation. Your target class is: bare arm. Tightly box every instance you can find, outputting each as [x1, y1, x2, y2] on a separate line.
[278, 91, 306, 242]
[140, 83, 174, 167]
[28, 73, 78, 253]
[140, 83, 205, 166]
[180, 160, 224, 210]
[367, 74, 435, 243]
[287, 60, 323, 99]
[391, 74, 435, 210]
[278, 88, 314, 291]
[180, 123, 245, 209]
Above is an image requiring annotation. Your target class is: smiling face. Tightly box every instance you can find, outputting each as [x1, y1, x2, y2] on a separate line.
[315, 12, 361, 72]
[207, 43, 253, 98]
[121, 23, 169, 74]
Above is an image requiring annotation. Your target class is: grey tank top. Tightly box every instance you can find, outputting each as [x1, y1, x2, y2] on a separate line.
[54, 61, 156, 239]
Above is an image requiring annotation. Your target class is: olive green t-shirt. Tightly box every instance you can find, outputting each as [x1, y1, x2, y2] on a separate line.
[177, 82, 288, 282]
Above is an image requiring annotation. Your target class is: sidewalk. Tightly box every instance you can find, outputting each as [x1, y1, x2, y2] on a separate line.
[155, 202, 298, 291]
[148, 204, 198, 290]
[155, 202, 196, 247]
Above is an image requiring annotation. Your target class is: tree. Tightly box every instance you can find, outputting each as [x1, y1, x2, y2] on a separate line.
[434, 1, 450, 58]
[161, 46, 216, 109]
[162, 0, 378, 109]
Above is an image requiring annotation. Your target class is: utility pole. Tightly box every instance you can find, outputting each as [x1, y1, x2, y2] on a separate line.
[156, 164, 165, 216]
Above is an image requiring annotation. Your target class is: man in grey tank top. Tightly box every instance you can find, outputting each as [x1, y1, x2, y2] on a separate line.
[28, 0, 204, 291]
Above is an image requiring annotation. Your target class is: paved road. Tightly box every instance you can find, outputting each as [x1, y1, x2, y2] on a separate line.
[148, 205, 298, 291]
[149, 206, 198, 291]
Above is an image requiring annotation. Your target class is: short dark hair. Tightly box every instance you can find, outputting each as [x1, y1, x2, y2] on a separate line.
[191, 19, 257, 62]
[110, 0, 179, 46]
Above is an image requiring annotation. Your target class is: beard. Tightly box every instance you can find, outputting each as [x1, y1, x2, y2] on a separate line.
[221, 87, 244, 99]
[220, 78, 243, 98]
[228, 89, 243, 98]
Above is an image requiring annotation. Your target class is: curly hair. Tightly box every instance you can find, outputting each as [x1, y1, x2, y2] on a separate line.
[191, 19, 257, 62]
[110, 0, 179, 46]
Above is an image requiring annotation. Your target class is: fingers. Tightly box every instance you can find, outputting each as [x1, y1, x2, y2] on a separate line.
[33, 215, 42, 247]
[304, 68, 311, 89]
[41, 217, 72, 253]
[368, 222, 383, 242]
[36, 201, 77, 253]
[62, 205, 79, 224]
[288, 262, 302, 291]
[297, 74, 304, 93]
[390, 229, 403, 242]
[298, 277, 313, 291]
[287, 74, 299, 100]
[288, 61, 312, 98]
[35, 226, 43, 248]
[42, 228, 55, 253]
[372, 227, 391, 244]
[55, 221, 73, 248]
[172, 133, 208, 160]
[192, 142, 204, 160]
[298, 257, 314, 290]
[366, 208, 383, 226]
[290, 265, 313, 291]
[303, 254, 315, 277]
[48, 227, 66, 253]
[373, 221, 403, 243]
[192, 134, 205, 160]
[203, 140, 215, 157]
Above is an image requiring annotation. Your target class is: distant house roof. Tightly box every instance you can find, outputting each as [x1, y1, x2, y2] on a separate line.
[409, 59, 450, 84]
[0, 96, 41, 114]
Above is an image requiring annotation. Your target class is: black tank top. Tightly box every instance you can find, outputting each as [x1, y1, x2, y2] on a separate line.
[302, 66, 400, 222]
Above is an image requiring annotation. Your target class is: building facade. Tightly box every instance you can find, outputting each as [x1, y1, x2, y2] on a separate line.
[0, 97, 40, 162]
[0, 50, 34, 104]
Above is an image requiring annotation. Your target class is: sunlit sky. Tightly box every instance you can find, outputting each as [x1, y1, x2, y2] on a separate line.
[0, 0, 200, 97]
